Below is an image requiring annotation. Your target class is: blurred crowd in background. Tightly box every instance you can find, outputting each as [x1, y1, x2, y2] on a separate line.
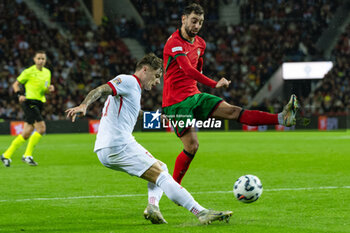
[0, 0, 348, 122]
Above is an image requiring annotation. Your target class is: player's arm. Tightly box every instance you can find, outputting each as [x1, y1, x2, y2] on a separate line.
[66, 84, 112, 122]
[177, 55, 231, 88]
[175, 55, 224, 88]
[138, 110, 144, 120]
[12, 81, 26, 103]
[197, 56, 203, 72]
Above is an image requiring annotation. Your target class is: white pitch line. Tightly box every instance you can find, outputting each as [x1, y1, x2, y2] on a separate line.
[0, 186, 349, 203]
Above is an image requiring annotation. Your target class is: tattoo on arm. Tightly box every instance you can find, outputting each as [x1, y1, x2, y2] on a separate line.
[81, 84, 112, 107]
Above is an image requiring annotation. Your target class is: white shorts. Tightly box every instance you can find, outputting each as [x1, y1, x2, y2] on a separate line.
[96, 141, 157, 177]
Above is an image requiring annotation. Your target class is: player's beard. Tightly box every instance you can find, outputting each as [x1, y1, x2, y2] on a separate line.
[185, 26, 197, 38]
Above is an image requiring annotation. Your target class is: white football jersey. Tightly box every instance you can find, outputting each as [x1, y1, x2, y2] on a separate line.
[94, 74, 142, 152]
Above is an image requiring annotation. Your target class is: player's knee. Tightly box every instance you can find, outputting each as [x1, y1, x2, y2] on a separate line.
[227, 105, 241, 120]
[22, 128, 33, 139]
[36, 125, 46, 134]
[37, 127, 46, 135]
[159, 161, 169, 173]
[187, 141, 199, 155]
[22, 133, 31, 140]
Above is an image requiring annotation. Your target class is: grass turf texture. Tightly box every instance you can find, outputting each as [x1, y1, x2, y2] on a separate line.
[0, 131, 349, 233]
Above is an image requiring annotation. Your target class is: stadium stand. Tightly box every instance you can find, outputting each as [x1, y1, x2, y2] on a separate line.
[303, 24, 350, 115]
[0, 0, 137, 120]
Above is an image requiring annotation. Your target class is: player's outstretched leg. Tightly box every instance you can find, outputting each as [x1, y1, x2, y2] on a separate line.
[280, 94, 299, 127]
[143, 204, 168, 224]
[155, 171, 232, 224]
[144, 162, 168, 224]
[197, 209, 233, 225]
[212, 94, 299, 127]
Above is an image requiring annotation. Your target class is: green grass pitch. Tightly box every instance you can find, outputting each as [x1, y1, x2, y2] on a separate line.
[0, 131, 349, 233]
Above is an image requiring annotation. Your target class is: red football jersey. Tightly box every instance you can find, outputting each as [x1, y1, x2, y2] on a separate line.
[162, 29, 216, 107]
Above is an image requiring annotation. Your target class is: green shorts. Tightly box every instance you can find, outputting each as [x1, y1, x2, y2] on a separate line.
[163, 93, 223, 137]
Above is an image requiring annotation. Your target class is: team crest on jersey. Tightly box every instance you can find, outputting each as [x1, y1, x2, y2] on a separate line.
[113, 78, 122, 85]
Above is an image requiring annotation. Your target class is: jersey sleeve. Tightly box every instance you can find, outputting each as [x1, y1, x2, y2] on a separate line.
[165, 38, 186, 59]
[197, 56, 203, 72]
[107, 75, 137, 96]
[17, 68, 29, 84]
[46, 69, 51, 88]
[175, 54, 217, 88]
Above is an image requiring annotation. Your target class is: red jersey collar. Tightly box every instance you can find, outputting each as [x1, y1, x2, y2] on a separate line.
[178, 29, 195, 44]
[132, 74, 142, 88]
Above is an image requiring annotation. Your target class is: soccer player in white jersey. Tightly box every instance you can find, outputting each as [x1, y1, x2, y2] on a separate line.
[66, 53, 232, 225]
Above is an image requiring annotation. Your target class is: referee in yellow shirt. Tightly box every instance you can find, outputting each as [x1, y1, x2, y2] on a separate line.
[1, 51, 54, 167]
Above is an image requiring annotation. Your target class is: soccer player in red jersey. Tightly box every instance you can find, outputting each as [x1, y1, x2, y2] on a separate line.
[162, 3, 299, 184]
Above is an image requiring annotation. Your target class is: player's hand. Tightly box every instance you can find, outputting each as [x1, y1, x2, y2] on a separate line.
[65, 104, 87, 122]
[18, 95, 26, 103]
[48, 85, 55, 92]
[215, 78, 231, 88]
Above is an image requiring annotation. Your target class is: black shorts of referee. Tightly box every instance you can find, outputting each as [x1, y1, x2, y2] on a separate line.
[21, 99, 44, 124]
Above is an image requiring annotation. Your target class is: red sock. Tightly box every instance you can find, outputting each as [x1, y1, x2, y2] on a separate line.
[238, 110, 278, 126]
[173, 150, 194, 184]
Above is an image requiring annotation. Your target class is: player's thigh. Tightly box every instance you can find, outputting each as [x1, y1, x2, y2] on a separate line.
[163, 101, 195, 137]
[211, 101, 242, 120]
[194, 93, 223, 120]
[96, 142, 158, 177]
[180, 127, 199, 151]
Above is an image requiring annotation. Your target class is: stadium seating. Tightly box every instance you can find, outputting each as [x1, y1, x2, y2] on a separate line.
[303, 24, 350, 115]
[0, 0, 136, 120]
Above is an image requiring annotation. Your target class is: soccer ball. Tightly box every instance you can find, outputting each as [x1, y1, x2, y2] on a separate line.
[233, 175, 263, 203]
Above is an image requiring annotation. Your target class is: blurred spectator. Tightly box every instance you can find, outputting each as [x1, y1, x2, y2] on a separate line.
[0, 0, 137, 121]
[303, 24, 350, 115]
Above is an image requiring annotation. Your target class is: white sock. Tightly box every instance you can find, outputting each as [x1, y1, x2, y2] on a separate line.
[156, 171, 205, 215]
[147, 163, 168, 207]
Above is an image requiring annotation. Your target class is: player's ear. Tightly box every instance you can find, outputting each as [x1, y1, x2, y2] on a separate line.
[181, 15, 186, 24]
[143, 65, 148, 72]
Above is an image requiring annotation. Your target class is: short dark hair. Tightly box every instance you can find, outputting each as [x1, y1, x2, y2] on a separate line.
[34, 50, 46, 56]
[136, 53, 163, 71]
[182, 3, 204, 16]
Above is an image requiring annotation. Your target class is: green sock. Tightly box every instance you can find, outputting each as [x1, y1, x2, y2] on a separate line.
[24, 132, 42, 157]
[3, 135, 26, 159]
